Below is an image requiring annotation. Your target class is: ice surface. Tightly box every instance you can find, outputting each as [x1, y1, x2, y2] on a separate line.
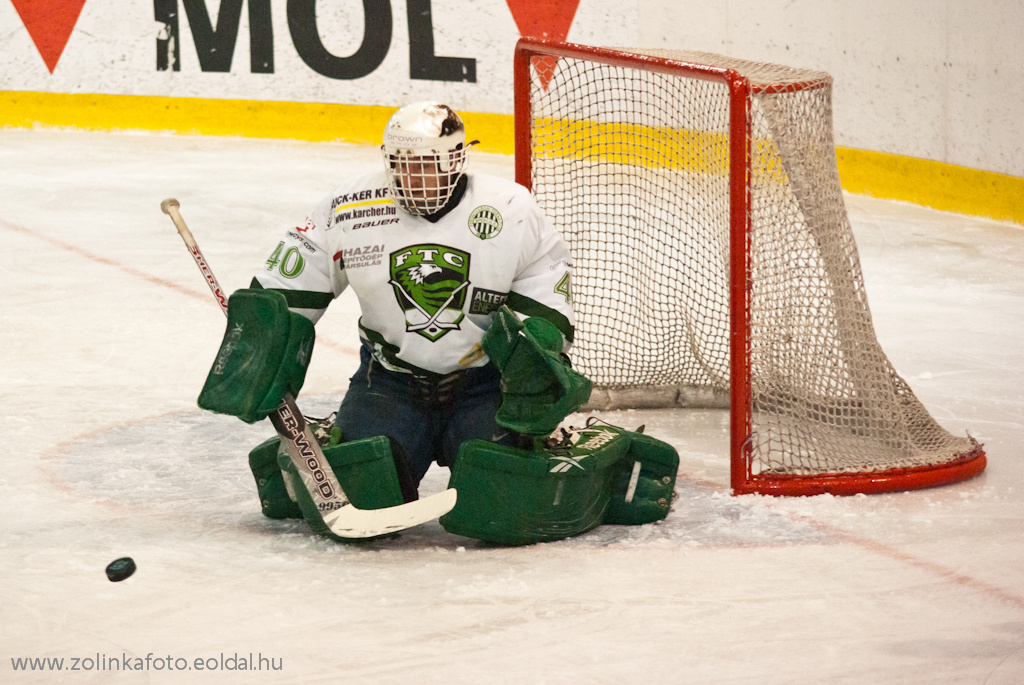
[1, 128, 1022, 683]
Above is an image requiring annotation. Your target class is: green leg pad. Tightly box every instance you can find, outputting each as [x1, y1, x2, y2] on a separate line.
[440, 425, 631, 545]
[277, 436, 406, 540]
[604, 431, 680, 525]
[248, 436, 303, 520]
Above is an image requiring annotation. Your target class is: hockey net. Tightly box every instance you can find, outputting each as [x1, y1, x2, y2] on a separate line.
[513, 38, 985, 495]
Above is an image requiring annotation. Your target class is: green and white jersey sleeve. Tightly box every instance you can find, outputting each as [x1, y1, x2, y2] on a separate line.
[254, 170, 576, 376]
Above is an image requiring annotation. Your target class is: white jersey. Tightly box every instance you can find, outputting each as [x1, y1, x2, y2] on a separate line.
[254, 170, 576, 376]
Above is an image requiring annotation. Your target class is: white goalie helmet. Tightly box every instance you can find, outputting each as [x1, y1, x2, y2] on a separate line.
[382, 101, 471, 216]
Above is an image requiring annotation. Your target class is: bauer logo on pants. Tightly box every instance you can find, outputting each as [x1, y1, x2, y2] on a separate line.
[389, 244, 471, 341]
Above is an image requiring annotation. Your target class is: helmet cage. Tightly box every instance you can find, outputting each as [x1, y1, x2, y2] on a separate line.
[382, 144, 469, 216]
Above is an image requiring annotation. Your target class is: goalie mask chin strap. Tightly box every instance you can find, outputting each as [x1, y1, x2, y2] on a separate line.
[423, 174, 468, 223]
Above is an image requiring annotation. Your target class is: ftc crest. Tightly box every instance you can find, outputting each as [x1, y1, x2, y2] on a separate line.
[389, 244, 471, 341]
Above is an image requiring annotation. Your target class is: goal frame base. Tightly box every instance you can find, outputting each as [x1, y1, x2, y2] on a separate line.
[734, 446, 987, 496]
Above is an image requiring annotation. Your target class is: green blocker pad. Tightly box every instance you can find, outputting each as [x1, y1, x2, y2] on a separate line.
[248, 435, 406, 540]
[198, 288, 314, 424]
[440, 425, 630, 545]
[605, 431, 680, 525]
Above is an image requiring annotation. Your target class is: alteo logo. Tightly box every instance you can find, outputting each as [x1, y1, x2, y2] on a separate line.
[11, 0, 580, 81]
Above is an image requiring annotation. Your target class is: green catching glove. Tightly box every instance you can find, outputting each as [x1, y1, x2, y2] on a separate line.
[198, 288, 315, 424]
[482, 306, 592, 436]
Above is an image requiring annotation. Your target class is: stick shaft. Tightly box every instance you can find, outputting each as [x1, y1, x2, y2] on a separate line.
[162, 200, 228, 314]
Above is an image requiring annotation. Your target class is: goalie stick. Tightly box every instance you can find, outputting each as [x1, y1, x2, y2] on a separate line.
[160, 198, 457, 538]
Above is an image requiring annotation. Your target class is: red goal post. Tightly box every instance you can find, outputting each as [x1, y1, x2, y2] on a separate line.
[512, 37, 986, 496]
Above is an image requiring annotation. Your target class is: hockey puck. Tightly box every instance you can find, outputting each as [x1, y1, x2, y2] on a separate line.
[105, 557, 136, 582]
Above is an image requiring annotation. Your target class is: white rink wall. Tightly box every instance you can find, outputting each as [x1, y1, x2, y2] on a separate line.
[0, 1, 636, 114]
[1, 0, 1020, 177]
[639, 0, 1024, 177]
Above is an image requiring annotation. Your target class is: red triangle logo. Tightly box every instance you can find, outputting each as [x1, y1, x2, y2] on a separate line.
[11, 0, 88, 74]
[506, 0, 580, 89]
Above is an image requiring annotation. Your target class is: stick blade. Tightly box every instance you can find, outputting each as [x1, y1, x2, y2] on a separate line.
[322, 488, 458, 538]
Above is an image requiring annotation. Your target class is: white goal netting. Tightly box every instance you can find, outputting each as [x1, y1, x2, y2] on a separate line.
[519, 44, 983, 493]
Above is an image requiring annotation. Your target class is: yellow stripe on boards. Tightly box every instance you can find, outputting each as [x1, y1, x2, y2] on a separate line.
[2, 90, 390, 144]
[457, 110, 514, 155]
[2, 90, 1019, 225]
[0, 90, 514, 152]
[836, 147, 1023, 226]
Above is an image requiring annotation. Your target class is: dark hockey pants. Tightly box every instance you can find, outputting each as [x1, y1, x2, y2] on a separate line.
[333, 346, 514, 486]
